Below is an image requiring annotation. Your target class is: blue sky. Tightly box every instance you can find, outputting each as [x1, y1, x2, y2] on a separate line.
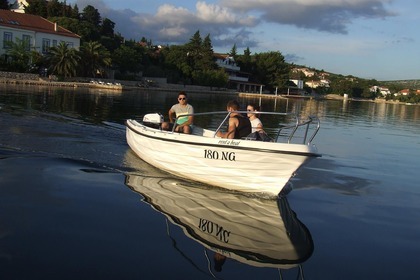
[68, 0, 419, 81]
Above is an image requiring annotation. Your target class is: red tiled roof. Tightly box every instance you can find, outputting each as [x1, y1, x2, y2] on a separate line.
[0, 9, 80, 39]
[214, 53, 231, 59]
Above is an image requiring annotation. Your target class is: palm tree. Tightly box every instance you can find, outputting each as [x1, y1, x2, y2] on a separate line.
[4, 38, 39, 72]
[79, 41, 111, 77]
[46, 41, 80, 78]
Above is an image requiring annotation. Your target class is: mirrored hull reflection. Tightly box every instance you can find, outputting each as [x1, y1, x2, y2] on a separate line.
[124, 170, 314, 276]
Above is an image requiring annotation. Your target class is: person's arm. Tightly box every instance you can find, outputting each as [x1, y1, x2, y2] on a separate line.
[168, 108, 175, 123]
[256, 121, 263, 131]
[216, 118, 237, 139]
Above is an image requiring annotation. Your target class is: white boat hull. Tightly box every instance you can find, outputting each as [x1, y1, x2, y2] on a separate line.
[126, 119, 319, 196]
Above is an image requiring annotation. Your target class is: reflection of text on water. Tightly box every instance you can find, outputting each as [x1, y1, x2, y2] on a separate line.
[199, 218, 231, 243]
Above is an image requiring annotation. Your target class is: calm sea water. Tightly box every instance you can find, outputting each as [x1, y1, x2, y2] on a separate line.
[1, 85, 419, 279]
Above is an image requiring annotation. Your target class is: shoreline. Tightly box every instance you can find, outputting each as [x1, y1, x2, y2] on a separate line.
[1, 77, 417, 105]
[0, 77, 238, 95]
[0, 77, 124, 91]
[322, 93, 418, 105]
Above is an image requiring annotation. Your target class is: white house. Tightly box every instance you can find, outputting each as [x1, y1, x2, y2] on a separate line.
[0, 9, 80, 57]
[291, 67, 315, 77]
[305, 79, 330, 88]
[370, 86, 391, 96]
[289, 79, 304, 89]
[214, 53, 263, 93]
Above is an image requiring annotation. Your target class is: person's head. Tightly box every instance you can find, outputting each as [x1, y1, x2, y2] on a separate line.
[247, 103, 260, 118]
[213, 253, 227, 272]
[226, 100, 240, 112]
[177, 91, 188, 104]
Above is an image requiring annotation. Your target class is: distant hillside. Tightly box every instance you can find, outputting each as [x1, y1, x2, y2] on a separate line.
[381, 80, 420, 89]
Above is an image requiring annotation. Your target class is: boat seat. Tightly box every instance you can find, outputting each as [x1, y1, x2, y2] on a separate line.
[243, 132, 273, 142]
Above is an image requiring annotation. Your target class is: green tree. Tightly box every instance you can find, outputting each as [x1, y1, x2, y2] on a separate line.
[236, 47, 252, 73]
[329, 77, 354, 96]
[4, 38, 39, 72]
[253, 51, 289, 92]
[361, 87, 375, 99]
[82, 5, 101, 26]
[183, 31, 218, 85]
[185, 30, 202, 73]
[192, 69, 228, 88]
[162, 44, 190, 84]
[98, 18, 122, 52]
[101, 18, 115, 37]
[25, 0, 47, 17]
[48, 16, 97, 42]
[49, 16, 100, 42]
[229, 44, 237, 61]
[79, 41, 111, 77]
[112, 44, 143, 74]
[72, 5, 101, 42]
[198, 34, 216, 71]
[70, 4, 79, 19]
[46, 41, 80, 78]
[99, 33, 123, 53]
[46, 0, 61, 17]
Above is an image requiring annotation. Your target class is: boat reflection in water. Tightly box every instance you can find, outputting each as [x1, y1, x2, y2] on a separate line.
[124, 166, 314, 277]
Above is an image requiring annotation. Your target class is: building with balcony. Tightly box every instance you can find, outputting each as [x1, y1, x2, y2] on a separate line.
[214, 53, 263, 93]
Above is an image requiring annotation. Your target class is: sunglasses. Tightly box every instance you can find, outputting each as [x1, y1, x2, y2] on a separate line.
[178, 97, 186, 100]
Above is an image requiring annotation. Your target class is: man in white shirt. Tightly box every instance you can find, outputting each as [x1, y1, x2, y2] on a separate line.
[162, 92, 194, 133]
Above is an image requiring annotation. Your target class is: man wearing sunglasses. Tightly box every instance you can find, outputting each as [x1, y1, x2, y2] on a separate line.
[162, 91, 194, 133]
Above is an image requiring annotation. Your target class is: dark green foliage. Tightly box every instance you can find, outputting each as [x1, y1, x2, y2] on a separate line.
[252, 51, 289, 92]
[236, 47, 252, 73]
[229, 44, 237, 61]
[3, 38, 40, 72]
[161, 31, 218, 85]
[46, 0, 61, 17]
[46, 41, 80, 78]
[101, 18, 115, 37]
[26, 0, 79, 19]
[192, 69, 228, 88]
[82, 5, 101, 26]
[25, 0, 47, 17]
[79, 41, 111, 77]
[0, 0, 9, 10]
[112, 44, 143, 74]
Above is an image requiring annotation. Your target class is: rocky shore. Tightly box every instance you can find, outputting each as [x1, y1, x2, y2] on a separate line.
[0, 71, 237, 94]
[0, 71, 123, 90]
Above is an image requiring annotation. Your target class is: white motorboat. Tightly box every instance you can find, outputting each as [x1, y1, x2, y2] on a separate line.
[124, 173, 314, 270]
[126, 111, 320, 197]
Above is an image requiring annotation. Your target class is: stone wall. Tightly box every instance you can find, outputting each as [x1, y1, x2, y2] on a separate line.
[0, 71, 234, 93]
[0, 71, 40, 81]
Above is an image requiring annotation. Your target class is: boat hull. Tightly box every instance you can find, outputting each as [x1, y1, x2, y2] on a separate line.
[126, 119, 319, 196]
